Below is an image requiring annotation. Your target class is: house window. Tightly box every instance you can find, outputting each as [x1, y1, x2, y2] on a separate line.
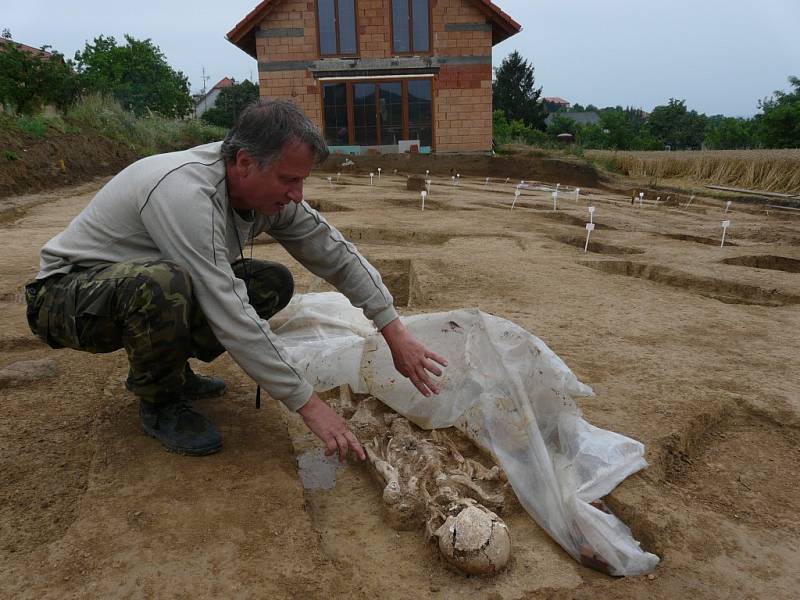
[407, 79, 432, 147]
[321, 79, 433, 148]
[392, 0, 430, 54]
[318, 0, 357, 57]
[322, 83, 349, 145]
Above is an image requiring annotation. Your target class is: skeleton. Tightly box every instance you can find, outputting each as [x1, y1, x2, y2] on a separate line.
[345, 389, 513, 574]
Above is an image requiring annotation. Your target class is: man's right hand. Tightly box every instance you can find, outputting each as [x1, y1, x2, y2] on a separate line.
[298, 393, 366, 463]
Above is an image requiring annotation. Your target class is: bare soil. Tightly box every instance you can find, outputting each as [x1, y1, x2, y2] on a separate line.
[1, 165, 799, 599]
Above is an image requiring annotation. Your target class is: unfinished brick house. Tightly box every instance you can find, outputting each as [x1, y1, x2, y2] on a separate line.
[226, 0, 521, 153]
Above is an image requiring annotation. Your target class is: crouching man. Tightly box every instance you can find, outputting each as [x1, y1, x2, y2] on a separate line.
[25, 99, 447, 459]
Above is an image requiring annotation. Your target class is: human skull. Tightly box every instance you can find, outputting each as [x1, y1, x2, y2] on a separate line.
[435, 503, 511, 576]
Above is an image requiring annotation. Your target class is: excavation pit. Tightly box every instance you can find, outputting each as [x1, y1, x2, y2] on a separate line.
[721, 255, 800, 273]
[338, 227, 452, 245]
[370, 258, 417, 307]
[582, 260, 800, 306]
[555, 235, 645, 255]
[661, 233, 737, 246]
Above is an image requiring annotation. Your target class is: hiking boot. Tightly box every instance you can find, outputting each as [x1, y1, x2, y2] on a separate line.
[126, 364, 227, 400]
[180, 365, 227, 400]
[139, 399, 222, 456]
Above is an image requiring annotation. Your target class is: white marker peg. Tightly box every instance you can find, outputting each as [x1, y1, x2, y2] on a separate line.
[588, 206, 596, 224]
[336, 172, 341, 182]
[657, 196, 661, 203]
[451, 175, 456, 185]
[685, 194, 695, 208]
[505, 177, 510, 184]
[720, 219, 731, 247]
[426, 169, 430, 177]
[724, 200, 732, 214]
[584, 222, 595, 252]
[556, 183, 561, 190]
[421, 190, 427, 211]
[377, 167, 382, 179]
[484, 177, 490, 187]
[369, 172, 374, 186]
[639, 191, 644, 207]
[575, 187, 581, 203]
[326, 176, 333, 187]
[552, 191, 558, 211]
[512, 189, 521, 210]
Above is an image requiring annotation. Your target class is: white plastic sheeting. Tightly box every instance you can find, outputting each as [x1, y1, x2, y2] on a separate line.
[270, 292, 659, 576]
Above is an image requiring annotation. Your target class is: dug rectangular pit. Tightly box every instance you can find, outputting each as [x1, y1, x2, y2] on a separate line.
[305, 198, 351, 212]
[370, 258, 418, 307]
[555, 235, 644, 255]
[721, 255, 800, 273]
[661, 233, 737, 246]
[338, 227, 452, 245]
[582, 260, 800, 306]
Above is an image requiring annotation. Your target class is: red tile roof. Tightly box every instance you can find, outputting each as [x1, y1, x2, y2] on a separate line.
[227, 0, 521, 58]
[213, 77, 235, 89]
[0, 38, 55, 59]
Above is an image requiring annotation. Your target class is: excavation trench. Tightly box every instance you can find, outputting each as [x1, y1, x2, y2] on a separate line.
[555, 235, 645, 255]
[582, 260, 800, 306]
[721, 255, 800, 273]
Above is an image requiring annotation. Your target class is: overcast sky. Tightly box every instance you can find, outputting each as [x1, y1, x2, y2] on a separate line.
[4, 0, 799, 117]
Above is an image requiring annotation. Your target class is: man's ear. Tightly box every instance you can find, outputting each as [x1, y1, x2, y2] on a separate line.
[235, 150, 256, 178]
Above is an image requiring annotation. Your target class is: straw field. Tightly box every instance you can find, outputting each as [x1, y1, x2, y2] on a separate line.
[587, 149, 800, 195]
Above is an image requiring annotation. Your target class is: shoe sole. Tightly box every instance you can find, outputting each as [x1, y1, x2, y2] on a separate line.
[141, 426, 223, 456]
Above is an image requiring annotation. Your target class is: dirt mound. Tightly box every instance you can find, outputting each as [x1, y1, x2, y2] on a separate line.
[320, 151, 603, 189]
[0, 128, 137, 199]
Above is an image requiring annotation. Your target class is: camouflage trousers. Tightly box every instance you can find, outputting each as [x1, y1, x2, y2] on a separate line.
[25, 258, 294, 402]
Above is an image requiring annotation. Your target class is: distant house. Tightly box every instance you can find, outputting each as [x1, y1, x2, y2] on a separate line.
[543, 96, 570, 113]
[545, 111, 601, 127]
[0, 38, 59, 114]
[194, 77, 236, 118]
[226, 0, 522, 154]
[0, 37, 55, 60]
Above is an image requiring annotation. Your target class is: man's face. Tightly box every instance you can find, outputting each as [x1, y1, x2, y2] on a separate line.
[231, 142, 315, 216]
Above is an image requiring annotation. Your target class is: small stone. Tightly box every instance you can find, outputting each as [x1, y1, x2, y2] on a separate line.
[647, 574, 656, 580]
[0, 358, 58, 387]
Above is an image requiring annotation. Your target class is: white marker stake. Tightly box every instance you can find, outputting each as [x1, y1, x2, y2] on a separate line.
[588, 206, 596, 224]
[657, 196, 661, 203]
[426, 170, 430, 178]
[336, 172, 341, 182]
[451, 175, 456, 186]
[421, 190, 427, 211]
[484, 177, 490, 187]
[326, 176, 333, 187]
[377, 167, 382, 180]
[512, 189, 521, 210]
[552, 191, 558, 211]
[584, 222, 595, 252]
[426, 179, 432, 194]
[505, 177, 510, 184]
[721, 220, 731, 247]
[639, 192, 644, 207]
[685, 194, 695, 208]
[724, 200, 732, 214]
[576, 187, 581, 204]
[456, 173, 461, 186]
[369, 172, 374, 186]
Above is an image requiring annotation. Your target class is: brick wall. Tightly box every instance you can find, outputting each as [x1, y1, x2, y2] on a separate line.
[435, 64, 492, 152]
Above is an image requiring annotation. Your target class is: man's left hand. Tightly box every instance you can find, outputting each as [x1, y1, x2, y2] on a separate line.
[381, 318, 448, 397]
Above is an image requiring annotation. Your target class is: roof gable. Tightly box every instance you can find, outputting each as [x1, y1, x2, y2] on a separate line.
[226, 0, 521, 58]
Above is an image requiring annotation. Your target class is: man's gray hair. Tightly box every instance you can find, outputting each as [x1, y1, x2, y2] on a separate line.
[221, 99, 329, 168]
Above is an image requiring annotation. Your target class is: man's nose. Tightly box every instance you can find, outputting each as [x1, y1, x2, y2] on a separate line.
[287, 182, 304, 203]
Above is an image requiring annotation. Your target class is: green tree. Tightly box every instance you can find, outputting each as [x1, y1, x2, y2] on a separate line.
[0, 42, 79, 113]
[644, 98, 708, 149]
[74, 35, 192, 118]
[493, 51, 546, 130]
[755, 76, 800, 148]
[546, 113, 578, 137]
[704, 116, 755, 149]
[200, 80, 259, 128]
